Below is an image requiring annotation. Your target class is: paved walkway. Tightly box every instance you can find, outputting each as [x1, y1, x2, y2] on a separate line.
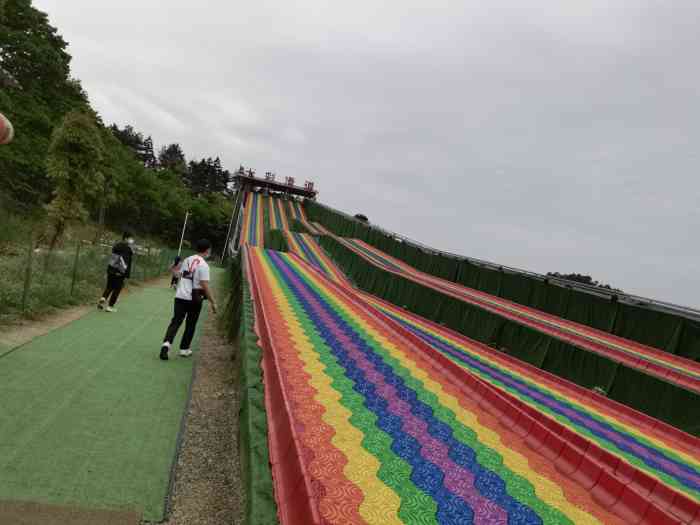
[0, 271, 221, 522]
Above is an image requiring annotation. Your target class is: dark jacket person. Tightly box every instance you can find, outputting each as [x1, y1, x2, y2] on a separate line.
[98, 232, 134, 312]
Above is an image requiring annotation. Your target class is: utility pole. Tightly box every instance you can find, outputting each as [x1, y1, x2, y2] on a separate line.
[178, 211, 190, 256]
[221, 196, 238, 263]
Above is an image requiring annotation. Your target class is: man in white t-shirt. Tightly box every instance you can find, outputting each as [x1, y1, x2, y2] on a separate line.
[159, 239, 218, 360]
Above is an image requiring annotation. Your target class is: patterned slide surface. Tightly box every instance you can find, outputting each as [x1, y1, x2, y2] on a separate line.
[239, 193, 318, 247]
[241, 208, 700, 522]
[286, 227, 700, 511]
[246, 246, 644, 525]
[331, 236, 700, 394]
[366, 296, 700, 502]
[284, 231, 349, 285]
[239, 191, 265, 246]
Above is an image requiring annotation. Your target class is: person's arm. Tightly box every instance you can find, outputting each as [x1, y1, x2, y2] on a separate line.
[125, 248, 133, 279]
[199, 280, 217, 313]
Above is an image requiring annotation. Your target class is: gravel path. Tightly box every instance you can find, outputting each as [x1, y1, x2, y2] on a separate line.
[157, 312, 242, 525]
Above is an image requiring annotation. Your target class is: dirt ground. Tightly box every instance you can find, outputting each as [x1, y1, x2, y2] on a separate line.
[156, 311, 242, 525]
[0, 303, 93, 352]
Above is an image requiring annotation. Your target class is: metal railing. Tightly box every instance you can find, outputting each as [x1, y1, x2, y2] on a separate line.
[308, 200, 700, 322]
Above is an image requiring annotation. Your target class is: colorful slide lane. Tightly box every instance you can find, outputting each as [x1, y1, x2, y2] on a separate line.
[240, 191, 265, 247]
[240, 192, 319, 247]
[246, 246, 630, 525]
[284, 231, 348, 285]
[285, 226, 700, 517]
[333, 236, 700, 394]
[291, 200, 323, 235]
[366, 296, 700, 507]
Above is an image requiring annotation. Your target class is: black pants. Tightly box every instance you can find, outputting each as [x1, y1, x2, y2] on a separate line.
[163, 298, 203, 350]
[102, 274, 125, 307]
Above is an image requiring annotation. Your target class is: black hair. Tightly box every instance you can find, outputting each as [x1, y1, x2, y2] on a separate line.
[122, 231, 133, 240]
[195, 238, 211, 253]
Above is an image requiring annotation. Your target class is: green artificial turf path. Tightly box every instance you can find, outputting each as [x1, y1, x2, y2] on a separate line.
[0, 269, 222, 521]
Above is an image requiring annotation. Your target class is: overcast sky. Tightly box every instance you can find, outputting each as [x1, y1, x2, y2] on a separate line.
[34, 1, 700, 308]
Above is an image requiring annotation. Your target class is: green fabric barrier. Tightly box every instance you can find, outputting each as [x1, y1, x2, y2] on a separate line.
[677, 321, 700, 362]
[563, 290, 618, 333]
[498, 271, 533, 305]
[540, 340, 620, 391]
[613, 304, 683, 355]
[476, 266, 502, 296]
[226, 255, 279, 525]
[262, 195, 271, 238]
[498, 322, 552, 368]
[319, 234, 700, 436]
[264, 229, 290, 252]
[607, 366, 700, 437]
[528, 279, 571, 318]
[305, 200, 700, 363]
[289, 218, 311, 234]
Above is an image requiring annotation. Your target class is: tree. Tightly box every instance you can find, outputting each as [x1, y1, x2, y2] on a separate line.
[0, 1, 241, 257]
[546, 272, 622, 292]
[1, 0, 70, 101]
[109, 124, 157, 168]
[93, 127, 130, 243]
[0, 65, 20, 89]
[142, 135, 157, 168]
[158, 143, 187, 176]
[183, 157, 232, 196]
[0, 0, 90, 205]
[45, 111, 104, 251]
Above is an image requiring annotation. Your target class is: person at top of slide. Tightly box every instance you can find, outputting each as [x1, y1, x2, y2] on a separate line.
[159, 239, 217, 360]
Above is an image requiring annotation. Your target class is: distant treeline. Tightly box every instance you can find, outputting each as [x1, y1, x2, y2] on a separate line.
[547, 272, 622, 292]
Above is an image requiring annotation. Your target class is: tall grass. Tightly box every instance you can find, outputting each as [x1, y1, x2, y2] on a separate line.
[0, 242, 178, 322]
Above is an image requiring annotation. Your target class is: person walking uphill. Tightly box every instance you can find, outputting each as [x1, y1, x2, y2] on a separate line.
[98, 232, 134, 312]
[159, 239, 218, 360]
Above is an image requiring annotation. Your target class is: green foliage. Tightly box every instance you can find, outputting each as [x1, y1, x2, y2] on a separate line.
[47, 111, 104, 198]
[184, 156, 232, 196]
[158, 143, 187, 176]
[0, 0, 90, 205]
[546, 272, 622, 292]
[45, 111, 104, 247]
[0, 241, 177, 322]
[0, 1, 236, 255]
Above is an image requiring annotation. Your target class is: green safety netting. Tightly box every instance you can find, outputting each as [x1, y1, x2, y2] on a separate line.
[289, 218, 311, 234]
[264, 229, 290, 252]
[225, 254, 279, 525]
[319, 234, 700, 437]
[305, 200, 700, 362]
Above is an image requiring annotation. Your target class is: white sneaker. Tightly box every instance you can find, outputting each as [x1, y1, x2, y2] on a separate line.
[179, 349, 193, 357]
[105, 306, 117, 313]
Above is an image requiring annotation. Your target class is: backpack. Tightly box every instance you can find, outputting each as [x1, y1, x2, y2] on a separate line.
[108, 253, 128, 276]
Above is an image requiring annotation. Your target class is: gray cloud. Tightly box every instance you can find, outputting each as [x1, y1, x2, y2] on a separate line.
[34, 0, 700, 307]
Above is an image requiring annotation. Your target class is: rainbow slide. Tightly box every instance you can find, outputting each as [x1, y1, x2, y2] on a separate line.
[239, 193, 319, 248]
[239, 192, 265, 247]
[245, 246, 700, 524]
[283, 229, 700, 521]
[283, 231, 348, 284]
[330, 236, 700, 394]
[285, 234, 700, 503]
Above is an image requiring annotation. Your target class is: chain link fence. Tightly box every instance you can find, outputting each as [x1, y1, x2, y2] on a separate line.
[0, 235, 179, 321]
